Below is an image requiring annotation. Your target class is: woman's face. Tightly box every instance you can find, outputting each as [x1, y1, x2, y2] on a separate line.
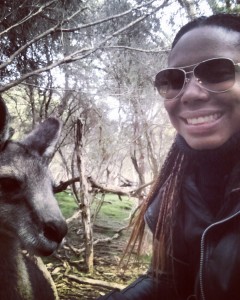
[165, 26, 240, 150]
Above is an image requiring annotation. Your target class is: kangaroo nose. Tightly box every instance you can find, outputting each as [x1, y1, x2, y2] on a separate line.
[43, 220, 68, 243]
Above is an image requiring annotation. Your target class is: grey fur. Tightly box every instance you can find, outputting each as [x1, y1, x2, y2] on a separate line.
[0, 96, 10, 145]
[0, 99, 67, 299]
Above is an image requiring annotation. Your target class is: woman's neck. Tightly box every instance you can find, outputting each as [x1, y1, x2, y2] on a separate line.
[176, 132, 240, 215]
[176, 132, 240, 172]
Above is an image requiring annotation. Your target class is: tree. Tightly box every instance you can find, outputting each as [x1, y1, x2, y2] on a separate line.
[0, 0, 170, 92]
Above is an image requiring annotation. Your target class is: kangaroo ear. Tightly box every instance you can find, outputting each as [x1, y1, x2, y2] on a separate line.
[22, 118, 62, 160]
[0, 96, 10, 146]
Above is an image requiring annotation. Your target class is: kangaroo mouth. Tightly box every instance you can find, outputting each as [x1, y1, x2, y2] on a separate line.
[18, 214, 67, 256]
[20, 231, 60, 256]
[35, 233, 60, 256]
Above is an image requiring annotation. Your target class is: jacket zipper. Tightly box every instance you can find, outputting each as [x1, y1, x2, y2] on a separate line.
[199, 210, 240, 300]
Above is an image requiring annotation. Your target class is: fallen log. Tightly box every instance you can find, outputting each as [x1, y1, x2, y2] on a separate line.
[65, 274, 126, 290]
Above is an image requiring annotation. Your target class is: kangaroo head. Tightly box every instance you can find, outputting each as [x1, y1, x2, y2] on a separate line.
[0, 98, 67, 256]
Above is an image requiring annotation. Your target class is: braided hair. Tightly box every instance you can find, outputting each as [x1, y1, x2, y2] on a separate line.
[123, 13, 240, 274]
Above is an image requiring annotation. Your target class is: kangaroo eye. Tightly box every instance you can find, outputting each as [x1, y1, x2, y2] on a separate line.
[0, 177, 21, 192]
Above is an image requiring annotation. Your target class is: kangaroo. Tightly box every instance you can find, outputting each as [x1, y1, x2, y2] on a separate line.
[0, 98, 68, 299]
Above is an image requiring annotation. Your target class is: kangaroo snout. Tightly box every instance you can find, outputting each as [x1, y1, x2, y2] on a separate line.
[43, 220, 68, 244]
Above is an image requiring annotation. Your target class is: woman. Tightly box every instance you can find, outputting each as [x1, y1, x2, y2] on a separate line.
[98, 13, 240, 300]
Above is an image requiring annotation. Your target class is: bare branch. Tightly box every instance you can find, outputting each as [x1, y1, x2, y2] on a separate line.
[58, 0, 164, 32]
[53, 177, 79, 193]
[0, 0, 169, 92]
[0, 4, 89, 70]
[65, 274, 126, 290]
[54, 176, 154, 197]
[0, 0, 57, 37]
[103, 45, 170, 53]
[0, 23, 60, 71]
[88, 177, 131, 197]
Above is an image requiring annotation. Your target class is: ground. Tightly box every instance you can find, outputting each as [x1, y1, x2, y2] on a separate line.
[46, 194, 150, 300]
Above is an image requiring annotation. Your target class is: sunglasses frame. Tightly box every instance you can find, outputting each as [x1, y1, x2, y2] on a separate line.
[155, 57, 240, 100]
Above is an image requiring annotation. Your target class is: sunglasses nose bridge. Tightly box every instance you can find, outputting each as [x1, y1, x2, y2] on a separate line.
[185, 69, 194, 80]
[183, 70, 196, 87]
[181, 70, 204, 96]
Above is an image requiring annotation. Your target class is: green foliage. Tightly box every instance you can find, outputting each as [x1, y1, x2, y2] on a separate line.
[93, 193, 136, 239]
[56, 191, 78, 219]
[210, 0, 240, 14]
[55, 191, 135, 224]
[94, 193, 134, 223]
[140, 253, 152, 264]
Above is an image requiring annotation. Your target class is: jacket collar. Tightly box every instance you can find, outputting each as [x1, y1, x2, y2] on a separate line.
[145, 153, 240, 235]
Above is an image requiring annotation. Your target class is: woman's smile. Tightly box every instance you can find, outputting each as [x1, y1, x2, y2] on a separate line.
[179, 109, 224, 136]
[184, 112, 222, 125]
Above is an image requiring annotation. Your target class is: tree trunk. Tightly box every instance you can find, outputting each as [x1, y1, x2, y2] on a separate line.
[75, 118, 94, 273]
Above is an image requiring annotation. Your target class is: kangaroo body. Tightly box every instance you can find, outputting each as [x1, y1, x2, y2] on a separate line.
[0, 99, 67, 299]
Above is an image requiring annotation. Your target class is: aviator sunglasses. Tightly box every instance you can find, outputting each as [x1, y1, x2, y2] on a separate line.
[154, 57, 240, 100]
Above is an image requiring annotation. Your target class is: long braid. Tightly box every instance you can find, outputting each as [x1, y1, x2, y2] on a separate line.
[122, 139, 188, 271]
[152, 149, 186, 272]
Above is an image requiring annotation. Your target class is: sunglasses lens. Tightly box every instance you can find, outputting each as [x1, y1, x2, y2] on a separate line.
[155, 58, 236, 101]
[195, 58, 235, 92]
[155, 69, 185, 99]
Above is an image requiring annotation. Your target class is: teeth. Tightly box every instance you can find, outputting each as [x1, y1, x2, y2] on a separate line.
[186, 113, 220, 125]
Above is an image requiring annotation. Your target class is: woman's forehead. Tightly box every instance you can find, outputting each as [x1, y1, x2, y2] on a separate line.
[168, 26, 240, 68]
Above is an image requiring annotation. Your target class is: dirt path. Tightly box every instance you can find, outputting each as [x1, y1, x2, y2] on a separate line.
[47, 213, 149, 299]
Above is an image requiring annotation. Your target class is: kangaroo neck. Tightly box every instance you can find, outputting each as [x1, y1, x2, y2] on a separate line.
[0, 234, 32, 299]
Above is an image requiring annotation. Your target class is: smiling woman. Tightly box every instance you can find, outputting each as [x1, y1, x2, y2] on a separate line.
[164, 26, 240, 150]
[96, 13, 240, 300]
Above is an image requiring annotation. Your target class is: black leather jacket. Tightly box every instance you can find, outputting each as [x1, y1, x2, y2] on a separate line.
[98, 161, 240, 300]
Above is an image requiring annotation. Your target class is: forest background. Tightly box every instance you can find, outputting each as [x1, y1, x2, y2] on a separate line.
[1, 0, 240, 299]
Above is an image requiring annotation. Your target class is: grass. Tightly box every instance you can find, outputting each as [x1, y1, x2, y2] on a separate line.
[54, 190, 151, 270]
[94, 193, 135, 222]
[55, 191, 78, 219]
[56, 191, 136, 226]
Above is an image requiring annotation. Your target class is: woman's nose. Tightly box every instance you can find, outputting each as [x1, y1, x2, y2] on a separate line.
[179, 76, 209, 104]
